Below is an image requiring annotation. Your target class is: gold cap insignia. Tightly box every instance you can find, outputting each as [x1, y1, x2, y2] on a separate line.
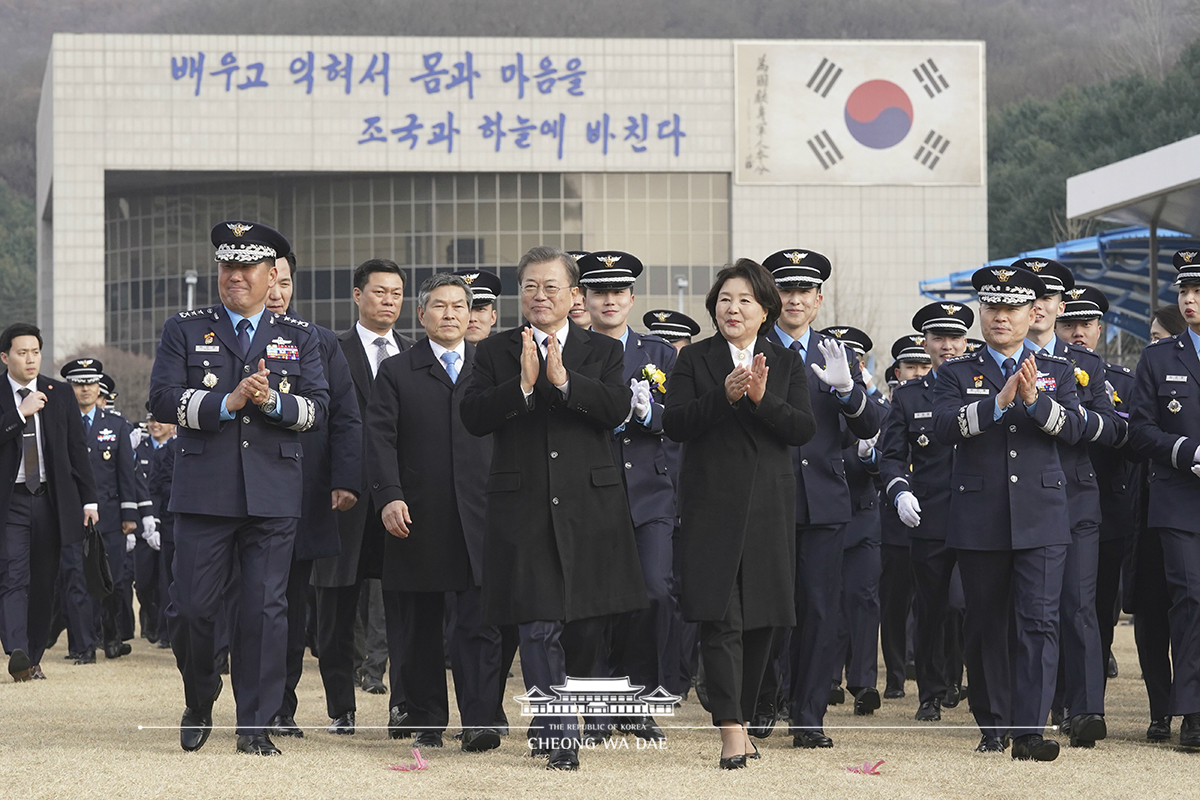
[600, 254, 622, 268]
[654, 312, 671, 322]
[1067, 288, 1086, 300]
[940, 304, 961, 315]
[992, 269, 1016, 283]
[1181, 251, 1198, 263]
[784, 251, 809, 265]
[914, 336, 925, 346]
[227, 222, 253, 237]
[1027, 260, 1048, 272]
[829, 328, 847, 338]
[78, 359, 93, 367]
[460, 273, 479, 285]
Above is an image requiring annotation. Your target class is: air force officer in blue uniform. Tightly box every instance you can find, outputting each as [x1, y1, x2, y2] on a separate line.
[1128, 249, 1200, 750]
[149, 221, 328, 756]
[932, 266, 1091, 761]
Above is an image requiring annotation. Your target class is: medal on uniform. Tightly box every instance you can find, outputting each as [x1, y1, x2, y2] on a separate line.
[278, 377, 291, 394]
[103, 450, 111, 461]
[973, 375, 984, 388]
[203, 371, 218, 388]
[1169, 399, 1182, 414]
[204, 331, 215, 345]
[917, 434, 929, 447]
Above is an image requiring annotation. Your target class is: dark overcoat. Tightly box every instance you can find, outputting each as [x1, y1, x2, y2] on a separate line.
[368, 337, 491, 592]
[460, 322, 647, 625]
[662, 334, 816, 628]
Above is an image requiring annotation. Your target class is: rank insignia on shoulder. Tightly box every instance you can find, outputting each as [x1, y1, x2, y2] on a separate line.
[1169, 399, 1182, 414]
[279, 377, 291, 394]
[281, 315, 310, 328]
[203, 372, 218, 388]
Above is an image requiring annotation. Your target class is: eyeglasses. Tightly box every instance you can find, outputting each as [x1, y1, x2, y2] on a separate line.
[520, 283, 566, 297]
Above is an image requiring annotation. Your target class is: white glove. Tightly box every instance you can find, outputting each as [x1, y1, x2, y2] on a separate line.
[812, 339, 855, 394]
[896, 492, 922, 528]
[125, 533, 137, 553]
[857, 435, 878, 459]
[630, 378, 652, 422]
[144, 528, 161, 551]
[142, 515, 157, 537]
[1104, 380, 1116, 406]
[1192, 464, 1200, 479]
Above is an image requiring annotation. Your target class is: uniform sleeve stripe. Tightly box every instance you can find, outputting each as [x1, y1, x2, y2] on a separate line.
[120, 502, 138, 510]
[1042, 399, 1064, 436]
[291, 397, 314, 432]
[1089, 414, 1104, 443]
[1172, 436, 1188, 469]
[844, 393, 867, 419]
[966, 401, 982, 436]
[886, 477, 908, 493]
[186, 389, 208, 429]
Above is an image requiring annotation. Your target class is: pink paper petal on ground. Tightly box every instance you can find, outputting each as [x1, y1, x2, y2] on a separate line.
[387, 749, 430, 772]
[845, 760, 884, 775]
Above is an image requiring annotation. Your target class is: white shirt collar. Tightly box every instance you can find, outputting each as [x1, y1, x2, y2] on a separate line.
[428, 338, 466, 365]
[727, 339, 755, 368]
[356, 321, 398, 353]
[8, 373, 35, 395]
[530, 324, 569, 351]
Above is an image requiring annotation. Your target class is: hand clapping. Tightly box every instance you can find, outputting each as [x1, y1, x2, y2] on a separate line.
[227, 358, 272, 411]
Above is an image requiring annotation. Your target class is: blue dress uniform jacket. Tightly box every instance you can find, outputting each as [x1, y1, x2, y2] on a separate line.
[296, 324, 362, 562]
[1129, 334, 1200, 534]
[148, 305, 328, 519]
[880, 375, 953, 541]
[767, 329, 880, 526]
[1092, 363, 1139, 540]
[87, 407, 143, 534]
[932, 348, 1090, 550]
[613, 331, 678, 527]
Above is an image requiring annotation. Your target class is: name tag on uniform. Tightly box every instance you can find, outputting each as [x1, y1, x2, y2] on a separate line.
[266, 344, 300, 361]
[913, 411, 932, 419]
[194, 345, 221, 353]
[966, 388, 990, 395]
[1167, 374, 1188, 382]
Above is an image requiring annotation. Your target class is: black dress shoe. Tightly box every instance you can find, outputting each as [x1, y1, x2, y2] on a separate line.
[1146, 717, 1172, 742]
[494, 707, 510, 736]
[74, 649, 96, 665]
[8, 649, 32, 682]
[1068, 713, 1106, 747]
[236, 733, 281, 755]
[413, 730, 444, 748]
[461, 728, 501, 752]
[1180, 713, 1200, 749]
[1049, 707, 1065, 729]
[546, 747, 579, 770]
[718, 753, 747, 770]
[852, 687, 881, 716]
[327, 711, 355, 735]
[942, 684, 963, 708]
[616, 715, 665, 741]
[361, 676, 386, 694]
[270, 714, 304, 738]
[1106, 653, 1118, 679]
[1011, 733, 1060, 761]
[30, 664, 45, 680]
[388, 705, 413, 739]
[792, 729, 834, 748]
[916, 699, 942, 722]
[528, 739, 551, 758]
[180, 680, 222, 752]
[976, 734, 1006, 752]
[883, 686, 905, 700]
[828, 683, 845, 706]
[157, 639, 172, 649]
[748, 701, 777, 739]
[579, 720, 612, 746]
[64, 651, 82, 660]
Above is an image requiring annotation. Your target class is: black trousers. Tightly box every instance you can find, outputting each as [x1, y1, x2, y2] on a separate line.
[663, 523, 699, 698]
[878, 542, 912, 692]
[519, 616, 606, 749]
[157, 535, 175, 646]
[167, 513, 295, 735]
[700, 572, 775, 726]
[605, 518, 674, 692]
[1157, 528, 1200, 716]
[1055, 523, 1104, 718]
[788, 523, 844, 730]
[1133, 528, 1172, 720]
[0, 489, 60, 665]
[278, 557, 312, 719]
[834, 537, 880, 691]
[495, 624, 519, 726]
[911, 538, 958, 705]
[1095, 536, 1130, 673]
[58, 540, 95, 654]
[315, 581, 363, 719]
[134, 537, 160, 640]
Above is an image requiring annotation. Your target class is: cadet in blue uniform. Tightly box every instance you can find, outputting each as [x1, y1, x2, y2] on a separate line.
[932, 266, 1093, 761]
[762, 249, 882, 748]
[454, 269, 503, 345]
[882, 302, 974, 723]
[822, 326, 885, 717]
[1016, 259, 1126, 749]
[149, 220, 328, 756]
[644, 309, 702, 353]
[580, 251, 678, 742]
[1055, 286, 1139, 719]
[1128, 249, 1200, 750]
[142, 413, 176, 649]
[134, 420, 162, 644]
[60, 359, 146, 661]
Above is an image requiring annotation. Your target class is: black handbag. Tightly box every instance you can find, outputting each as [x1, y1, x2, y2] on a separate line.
[81, 520, 114, 600]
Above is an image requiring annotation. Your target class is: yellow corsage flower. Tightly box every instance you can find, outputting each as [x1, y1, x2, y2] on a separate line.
[642, 364, 667, 393]
[1112, 390, 1121, 406]
[1074, 367, 1089, 387]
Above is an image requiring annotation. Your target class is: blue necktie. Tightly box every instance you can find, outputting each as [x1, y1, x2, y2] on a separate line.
[1002, 357, 1016, 380]
[790, 339, 805, 362]
[82, 414, 92, 439]
[441, 351, 460, 384]
[236, 318, 252, 357]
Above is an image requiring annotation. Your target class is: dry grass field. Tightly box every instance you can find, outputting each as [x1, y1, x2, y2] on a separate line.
[0, 617, 1192, 800]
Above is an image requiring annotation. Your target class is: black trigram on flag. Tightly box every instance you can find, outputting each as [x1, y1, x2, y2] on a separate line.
[807, 130, 844, 170]
[914, 59, 950, 97]
[914, 130, 949, 169]
[806, 58, 843, 98]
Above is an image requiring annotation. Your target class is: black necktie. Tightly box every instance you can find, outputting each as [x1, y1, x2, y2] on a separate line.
[82, 414, 92, 439]
[236, 318, 253, 357]
[1002, 357, 1016, 380]
[17, 388, 39, 491]
[789, 339, 805, 362]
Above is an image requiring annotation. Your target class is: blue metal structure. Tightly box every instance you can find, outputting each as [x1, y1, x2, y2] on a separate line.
[919, 227, 1200, 341]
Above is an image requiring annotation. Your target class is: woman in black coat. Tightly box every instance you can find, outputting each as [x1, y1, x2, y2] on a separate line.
[663, 259, 816, 768]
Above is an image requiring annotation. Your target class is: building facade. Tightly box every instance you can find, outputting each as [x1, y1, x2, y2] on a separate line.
[37, 35, 987, 361]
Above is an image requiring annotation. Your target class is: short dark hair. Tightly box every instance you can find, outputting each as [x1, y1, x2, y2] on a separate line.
[418, 273, 472, 310]
[1156, 303, 1187, 336]
[283, 252, 297, 273]
[1, 323, 42, 354]
[705, 259, 782, 336]
[516, 246, 580, 287]
[353, 258, 405, 291]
